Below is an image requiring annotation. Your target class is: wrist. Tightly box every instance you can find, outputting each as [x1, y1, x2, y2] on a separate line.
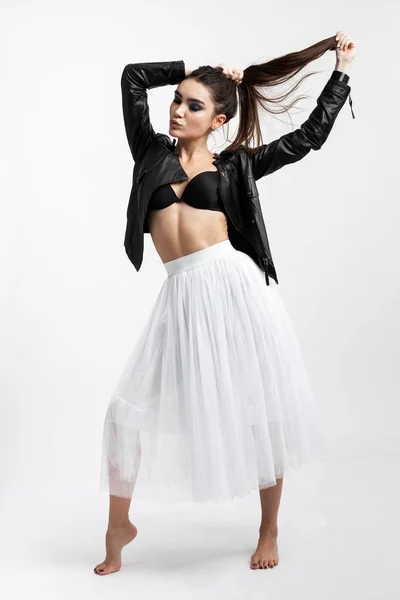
[335, 60, 351, 74]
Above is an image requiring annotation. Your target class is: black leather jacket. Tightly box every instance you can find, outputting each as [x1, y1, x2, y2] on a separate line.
[121, 60, 354, 285]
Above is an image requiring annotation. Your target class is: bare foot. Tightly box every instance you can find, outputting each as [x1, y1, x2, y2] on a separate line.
[94, 521, 138, 576]
[250, 526, 279, 570]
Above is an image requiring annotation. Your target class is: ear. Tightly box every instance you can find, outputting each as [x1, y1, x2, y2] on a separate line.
[213, 113, 227, 129]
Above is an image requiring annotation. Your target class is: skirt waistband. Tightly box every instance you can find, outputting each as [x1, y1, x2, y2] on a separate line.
[164, 240, 237, 276]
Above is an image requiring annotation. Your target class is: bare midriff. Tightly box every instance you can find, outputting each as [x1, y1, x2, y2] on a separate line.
[148, 204, 229, 264]
[147, 171, 229, 264]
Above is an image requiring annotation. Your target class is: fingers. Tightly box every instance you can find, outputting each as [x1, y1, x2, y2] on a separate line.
[232, 69, 244, 85]
[335, 30, 353, 51]
[217, 63, 244, 85]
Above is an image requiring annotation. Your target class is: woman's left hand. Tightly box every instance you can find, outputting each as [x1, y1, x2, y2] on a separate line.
[335, 30, 357, 63]
[216, 63, 244, 85]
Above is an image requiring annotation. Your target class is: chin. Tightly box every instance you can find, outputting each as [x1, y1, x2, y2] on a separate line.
[169, 128, 181, 138]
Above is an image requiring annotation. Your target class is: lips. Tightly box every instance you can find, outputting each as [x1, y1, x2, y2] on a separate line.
[170, 120, 182, 127]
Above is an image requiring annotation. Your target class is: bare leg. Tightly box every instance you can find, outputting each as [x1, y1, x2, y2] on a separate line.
[94, 433, 142, 576]
[250, 476, 283, 570]
[94, 494, 138, 576]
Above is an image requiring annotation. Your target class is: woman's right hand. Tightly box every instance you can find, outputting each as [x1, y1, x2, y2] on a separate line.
[216, 63, 244, 85]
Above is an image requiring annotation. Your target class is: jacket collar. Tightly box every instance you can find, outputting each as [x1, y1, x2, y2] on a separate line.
[171, 137, 222, 165]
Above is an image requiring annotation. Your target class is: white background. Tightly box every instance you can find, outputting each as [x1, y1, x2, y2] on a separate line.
[2, 0, 399, 598]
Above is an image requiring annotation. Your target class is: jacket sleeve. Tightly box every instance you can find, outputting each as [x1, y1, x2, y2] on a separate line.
[248, 70, 354, 181]
[121, 60, 186, 163]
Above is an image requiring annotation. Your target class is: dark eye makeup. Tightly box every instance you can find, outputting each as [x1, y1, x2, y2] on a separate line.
[173, 96, 202, 111]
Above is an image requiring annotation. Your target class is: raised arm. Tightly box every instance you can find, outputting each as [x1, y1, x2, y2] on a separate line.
[121, 60, 186, 163]
[248, 70, 353, 181]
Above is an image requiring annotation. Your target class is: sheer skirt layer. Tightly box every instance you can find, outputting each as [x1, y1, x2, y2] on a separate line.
[99, 240, 327, 504]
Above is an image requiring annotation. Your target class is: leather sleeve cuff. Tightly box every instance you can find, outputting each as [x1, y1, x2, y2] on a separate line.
[331, 70, 350, 85]
[171, 60, 186, 84]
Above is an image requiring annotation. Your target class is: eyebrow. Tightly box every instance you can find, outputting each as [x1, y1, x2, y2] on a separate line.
[174, 90, 205, 105]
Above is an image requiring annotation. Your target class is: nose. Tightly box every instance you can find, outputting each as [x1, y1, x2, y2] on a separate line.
[174, 105, 185, 117]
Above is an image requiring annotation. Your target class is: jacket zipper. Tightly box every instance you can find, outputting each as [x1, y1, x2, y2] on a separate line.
[260, 257, 270, 285]
[349, 92, 355, 119]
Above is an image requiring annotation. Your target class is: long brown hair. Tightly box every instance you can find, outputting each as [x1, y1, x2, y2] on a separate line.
[187, 35, 339, 154]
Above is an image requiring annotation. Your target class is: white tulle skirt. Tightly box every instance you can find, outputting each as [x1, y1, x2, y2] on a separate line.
[99, 239, 327, 504]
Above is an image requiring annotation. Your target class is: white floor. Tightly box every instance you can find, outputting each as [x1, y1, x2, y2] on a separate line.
[2, 454, 398, 600]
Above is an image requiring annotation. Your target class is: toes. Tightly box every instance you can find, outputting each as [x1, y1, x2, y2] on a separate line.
[94, 564, 108, 575]
[95, 564, 120, 576]
[251, 557, 279, 570]
[270, 559, 278, 568]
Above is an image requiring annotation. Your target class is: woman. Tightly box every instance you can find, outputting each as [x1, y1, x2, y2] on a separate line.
[95, 30, 357, 575]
